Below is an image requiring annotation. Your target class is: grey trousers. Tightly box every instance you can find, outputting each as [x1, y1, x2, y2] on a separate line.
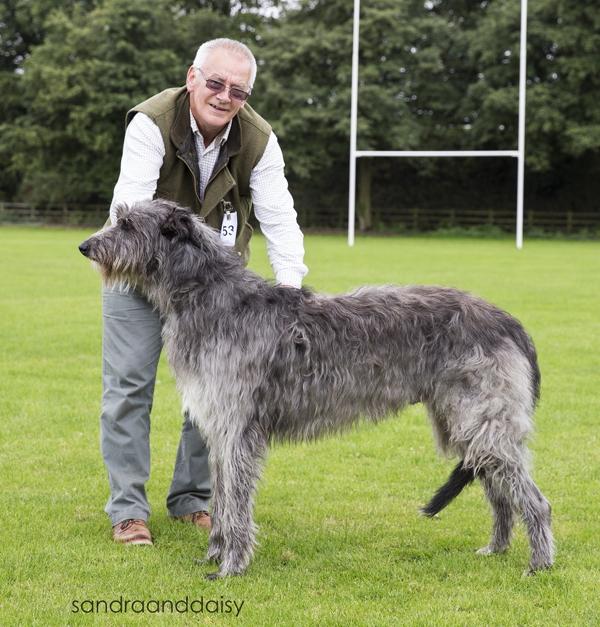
[100, 286, 211, 527]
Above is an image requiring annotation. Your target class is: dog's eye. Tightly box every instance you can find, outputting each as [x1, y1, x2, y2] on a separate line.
[118, 217, 132, 231]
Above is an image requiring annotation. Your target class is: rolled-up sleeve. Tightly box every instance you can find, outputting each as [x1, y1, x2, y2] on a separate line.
[109, 113, 165, 223]
[250, 132, 308, 288]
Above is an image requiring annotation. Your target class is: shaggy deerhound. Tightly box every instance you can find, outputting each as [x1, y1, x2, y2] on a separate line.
[79, 199, 554, 579]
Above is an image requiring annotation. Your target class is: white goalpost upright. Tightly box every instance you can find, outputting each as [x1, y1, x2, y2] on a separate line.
[348, 0, 529, 248]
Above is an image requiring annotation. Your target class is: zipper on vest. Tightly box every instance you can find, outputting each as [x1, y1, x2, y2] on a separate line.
[205, 143, 229, 193]
[177, 150, 203, 206]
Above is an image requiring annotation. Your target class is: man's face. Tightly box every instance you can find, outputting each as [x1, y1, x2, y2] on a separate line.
[186, 49, 252, 143]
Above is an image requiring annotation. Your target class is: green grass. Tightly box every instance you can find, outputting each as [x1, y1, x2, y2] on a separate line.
[1, 226, 599, 626]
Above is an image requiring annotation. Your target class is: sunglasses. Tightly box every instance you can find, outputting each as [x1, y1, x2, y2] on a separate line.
[196, 68, 251, 102]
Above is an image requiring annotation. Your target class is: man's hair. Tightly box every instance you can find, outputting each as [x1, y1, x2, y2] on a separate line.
[193, 39, 257, 88]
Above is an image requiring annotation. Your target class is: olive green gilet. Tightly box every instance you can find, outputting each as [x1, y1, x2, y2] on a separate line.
[127, 86, 272, 264]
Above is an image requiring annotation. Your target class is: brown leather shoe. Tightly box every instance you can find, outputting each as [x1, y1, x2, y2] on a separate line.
[113, 519, 153, 545]
[176, 511, 211, 531]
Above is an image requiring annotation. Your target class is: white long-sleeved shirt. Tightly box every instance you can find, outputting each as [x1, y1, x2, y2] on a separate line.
[110, 110, 308, 287]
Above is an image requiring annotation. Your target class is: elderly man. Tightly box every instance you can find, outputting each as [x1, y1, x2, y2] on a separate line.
[102, 38, 307, 545]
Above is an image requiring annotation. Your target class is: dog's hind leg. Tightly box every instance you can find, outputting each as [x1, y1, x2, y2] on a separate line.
[477, 472, 516, 556]
[511, 466, 554, 574]
[479, 461, 553, 574]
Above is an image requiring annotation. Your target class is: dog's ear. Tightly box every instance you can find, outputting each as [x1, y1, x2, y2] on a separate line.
[117, 215, 132, 231]
[113, 203, 128, 220]
[160, 207, 193, 241]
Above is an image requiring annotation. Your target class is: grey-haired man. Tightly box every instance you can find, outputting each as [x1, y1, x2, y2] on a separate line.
[102, 38, 307, 545]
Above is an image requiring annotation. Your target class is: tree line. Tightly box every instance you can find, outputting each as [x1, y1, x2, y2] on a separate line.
[1, 0, 599, 229]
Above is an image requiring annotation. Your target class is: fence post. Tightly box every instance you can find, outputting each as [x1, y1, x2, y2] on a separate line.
[567, 211, 573, 234]
[412, 209, 419, 230]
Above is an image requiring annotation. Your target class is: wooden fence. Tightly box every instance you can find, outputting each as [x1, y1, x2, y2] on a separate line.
[0, 202, 109, 227]
[298, 205, 600, 234]
[1, 201, 598, 235]
[369, 207, 600, 234]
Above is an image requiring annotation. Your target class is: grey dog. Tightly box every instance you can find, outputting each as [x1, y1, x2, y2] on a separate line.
[79, 199, 554, 579]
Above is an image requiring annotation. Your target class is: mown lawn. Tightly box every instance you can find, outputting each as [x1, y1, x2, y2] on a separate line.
[0, 226, 599, 626]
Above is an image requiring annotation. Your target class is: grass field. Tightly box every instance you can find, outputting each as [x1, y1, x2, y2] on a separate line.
[0, 226, 599, 626]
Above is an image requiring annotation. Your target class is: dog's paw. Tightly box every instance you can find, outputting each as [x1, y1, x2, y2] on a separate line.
[205, 551, 222, 564]
[525, 562, 553, 576]
[477, 543, 508, 556]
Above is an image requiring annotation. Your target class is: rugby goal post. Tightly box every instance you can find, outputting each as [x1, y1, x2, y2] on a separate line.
[348, 0, 528, 248]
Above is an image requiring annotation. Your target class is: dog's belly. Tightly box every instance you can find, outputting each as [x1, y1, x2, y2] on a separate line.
[176, 372, 219, 441]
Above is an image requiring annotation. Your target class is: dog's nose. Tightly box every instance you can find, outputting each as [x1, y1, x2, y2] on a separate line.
[78, 241, 90, 256]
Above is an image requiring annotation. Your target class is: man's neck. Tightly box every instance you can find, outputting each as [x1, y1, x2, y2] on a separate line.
[200, 127, 222, 147]
[190, 111, 231, 150]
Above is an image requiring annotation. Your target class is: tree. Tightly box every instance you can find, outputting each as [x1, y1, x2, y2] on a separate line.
[0, 0, 235, 203]
[455, 0, 600, 172]
[1, 0, 97, 198]
[0, 0, 98, 73]
[0, 0, 268, 72]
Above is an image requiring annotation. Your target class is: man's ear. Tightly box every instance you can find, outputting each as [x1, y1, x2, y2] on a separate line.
[240, 87, 251, 110]
[186, 66, 196, 93]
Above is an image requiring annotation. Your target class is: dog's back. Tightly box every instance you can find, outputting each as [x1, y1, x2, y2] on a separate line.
[257, 284, 539, 444]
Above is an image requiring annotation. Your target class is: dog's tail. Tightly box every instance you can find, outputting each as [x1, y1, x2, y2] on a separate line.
[420, 461, 479, 518]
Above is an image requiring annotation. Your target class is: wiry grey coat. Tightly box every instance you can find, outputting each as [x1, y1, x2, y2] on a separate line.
[79, 200, 554, 579]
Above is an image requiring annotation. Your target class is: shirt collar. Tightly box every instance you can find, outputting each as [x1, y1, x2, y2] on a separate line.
[189, 109, 232, 149]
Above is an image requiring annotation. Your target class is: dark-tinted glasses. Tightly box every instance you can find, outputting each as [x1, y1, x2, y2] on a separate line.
[196, 68, 251, 101]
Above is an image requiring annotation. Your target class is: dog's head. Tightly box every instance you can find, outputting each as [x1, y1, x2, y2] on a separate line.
[78, 200, 218, 290]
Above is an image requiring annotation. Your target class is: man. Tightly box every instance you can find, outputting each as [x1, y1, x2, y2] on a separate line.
[102, 38, 308, 545]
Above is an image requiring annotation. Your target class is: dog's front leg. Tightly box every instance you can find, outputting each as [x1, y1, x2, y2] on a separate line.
[206, 430, 266, 579]
[205, 457, 225, 565]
